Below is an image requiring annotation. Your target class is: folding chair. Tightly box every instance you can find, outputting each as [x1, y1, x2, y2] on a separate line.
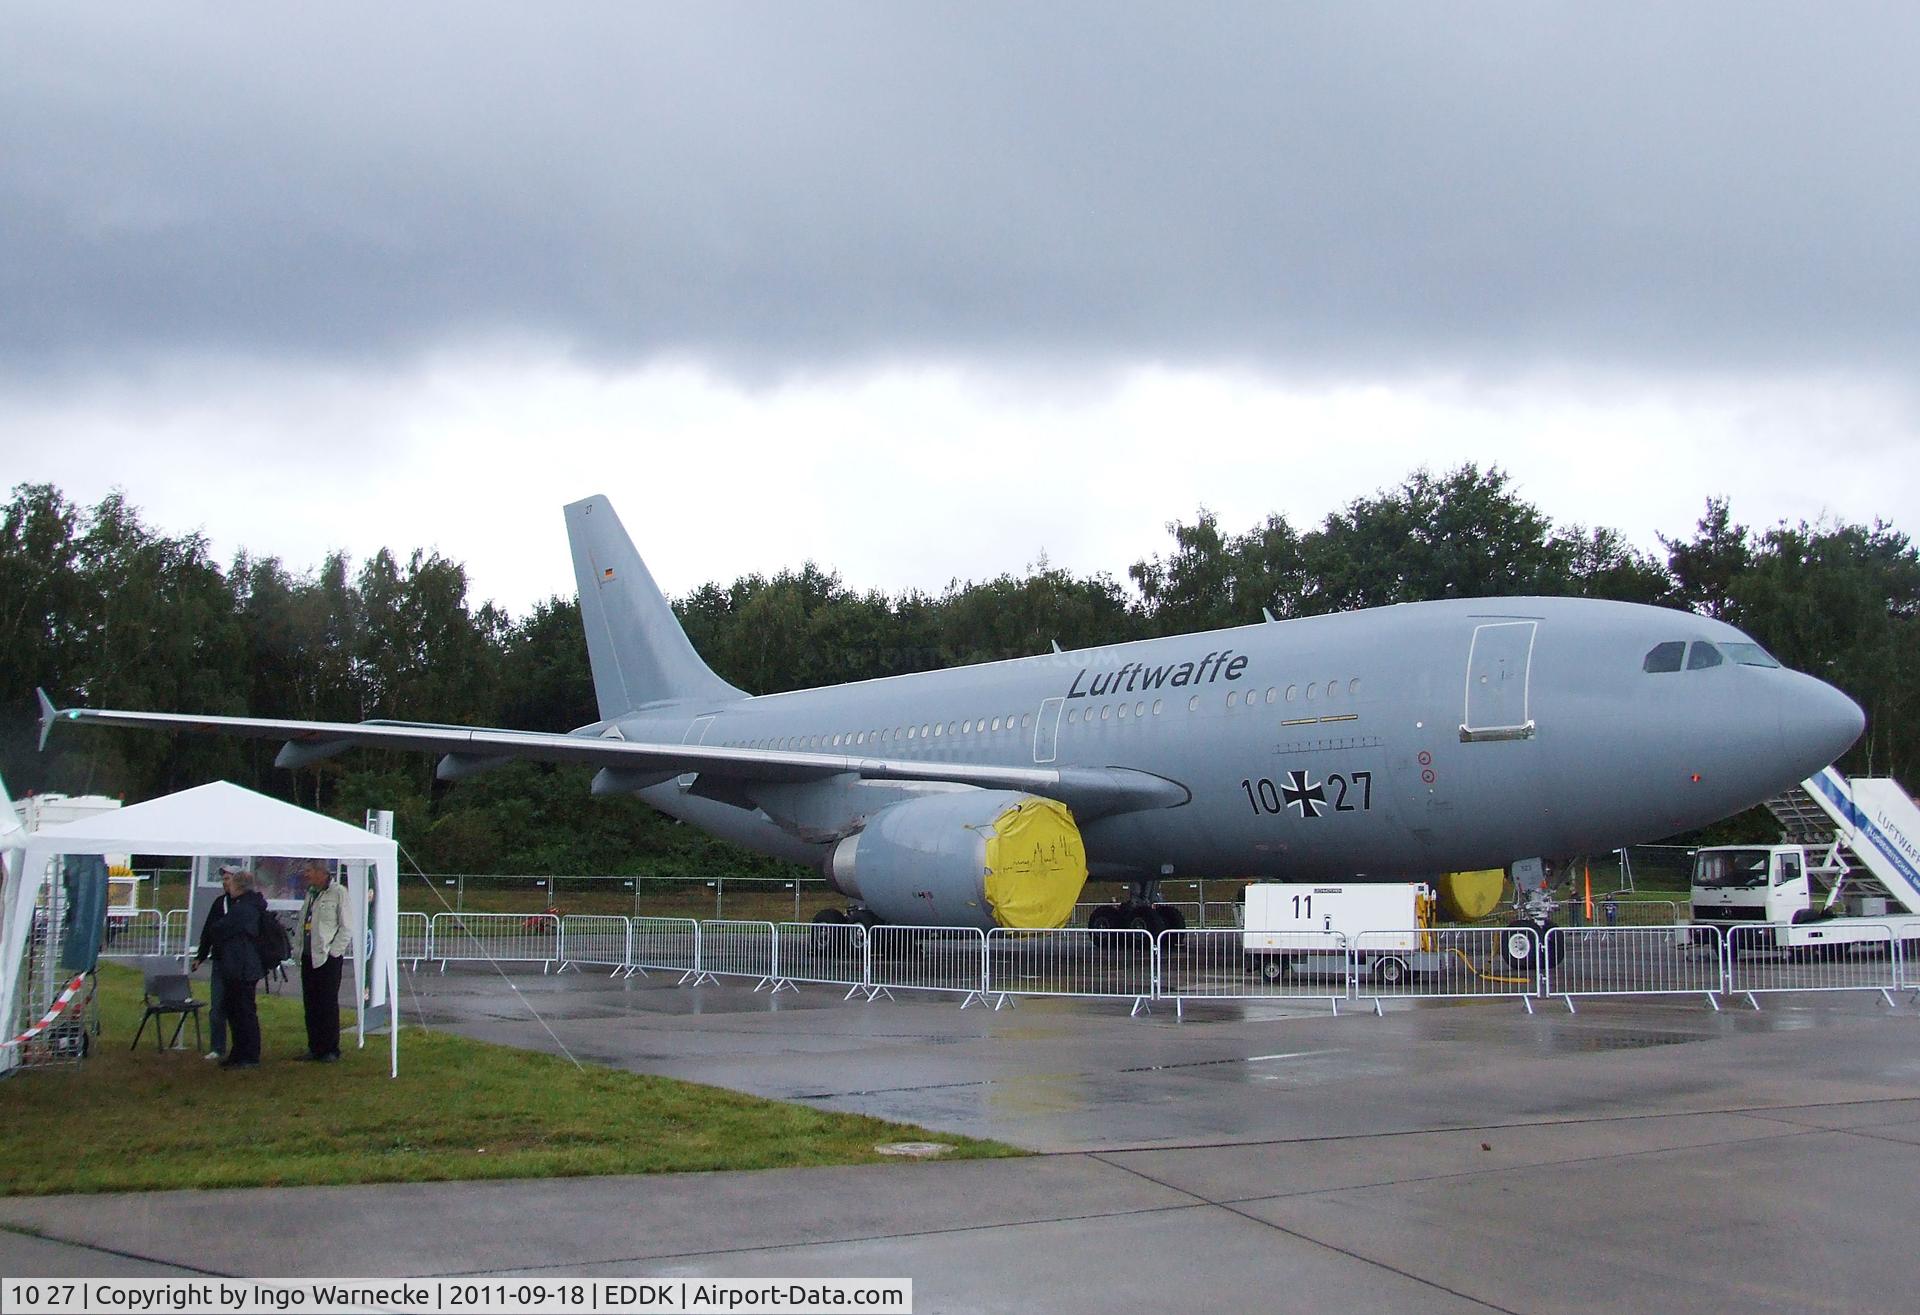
[130, 971, 205, 1052]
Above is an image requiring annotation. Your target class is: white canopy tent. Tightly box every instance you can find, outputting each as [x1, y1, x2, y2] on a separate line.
[0, 781, 400, 1076]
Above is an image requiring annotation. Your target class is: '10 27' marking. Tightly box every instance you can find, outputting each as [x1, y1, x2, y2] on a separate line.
[1241, 770, 1371, 819]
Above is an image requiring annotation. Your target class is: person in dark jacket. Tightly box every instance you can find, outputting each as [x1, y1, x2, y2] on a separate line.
[191, 864, 242, 1060]
[207, 869, 268, 1068]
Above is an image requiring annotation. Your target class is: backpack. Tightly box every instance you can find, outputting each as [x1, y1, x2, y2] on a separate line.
[254, 905, 293, 968]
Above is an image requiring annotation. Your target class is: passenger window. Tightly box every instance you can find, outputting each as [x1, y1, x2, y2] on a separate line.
[990, 717, 1001, 731]
[1066, 708, 1078, 724]
[1643, 641, 1686, 673]
[1187, 695, 1199, 712]
[961, 720, 971, 734]
[1023, 713, 1032, 728]
[1305, 684, 1317, 702]
[1265, 687, 1276, 704]
[1134, 701, 1144, 718]
[1285, 685, 1296, 702]
[1349, 678, 1360, 696]
[1687, 643, 1724, 670]
[1118, 702, 1130, 719]
[1152, 699, 1163, 715]
[1101, 705, 1112, 720]
[1226, 690, 1238, 708]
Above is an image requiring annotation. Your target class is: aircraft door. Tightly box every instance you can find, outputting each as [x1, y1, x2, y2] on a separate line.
[1033, 697, 1063, 764]
[677, 714, 716, 786]
[1461, 621, 1537, 742]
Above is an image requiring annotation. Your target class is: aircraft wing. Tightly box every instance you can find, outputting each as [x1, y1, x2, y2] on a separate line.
[37, 693, 1187, 820]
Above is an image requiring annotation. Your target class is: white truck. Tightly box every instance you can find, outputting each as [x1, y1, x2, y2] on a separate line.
[1691, 840, 1920, 956]
[1242, 882, 1442, 984]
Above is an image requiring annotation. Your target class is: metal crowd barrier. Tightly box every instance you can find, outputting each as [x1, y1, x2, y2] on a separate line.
[773, 922, 869, 997]
[558, 915, 631, 975]
[394, 910, 1917, 1020]
[98, 910, 168, 960]
[1725, 923, 1899, 1009]
[429, 911, 559, 971]
[396, 911, 432, 967]
[693, 919, 777, 989]
[1543, 925, 1722, 1011]
[1351, 927, 1540, 1014]
[985, 927, 1156, 1014]
[868, 926, 988, 1005]
[163, 908, 190, 959]
[1157, 928, 1347, 1015]
[628, 916, 701, 981]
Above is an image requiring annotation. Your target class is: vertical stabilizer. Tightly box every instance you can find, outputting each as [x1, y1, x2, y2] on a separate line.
[565, 496, 745, 718]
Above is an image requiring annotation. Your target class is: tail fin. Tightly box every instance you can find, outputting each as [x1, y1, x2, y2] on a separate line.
[565, 495, 745, 718]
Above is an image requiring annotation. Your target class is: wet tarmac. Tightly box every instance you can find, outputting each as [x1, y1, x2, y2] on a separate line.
[5, 967, 1919, 1312]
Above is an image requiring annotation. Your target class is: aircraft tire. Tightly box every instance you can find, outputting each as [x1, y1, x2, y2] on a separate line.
[1127, 907, 1167, 937]
[1153, 903, 1187, 931]
[1501, 923, 1538, 967]
[1088, 905, 1120, 931]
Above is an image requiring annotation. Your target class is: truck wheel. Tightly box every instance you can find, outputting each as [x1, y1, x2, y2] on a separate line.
[1373, 956, 1409, 986]
[1259, 957, 1289, 982]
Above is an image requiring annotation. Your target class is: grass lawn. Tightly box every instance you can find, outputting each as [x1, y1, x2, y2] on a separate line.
[0, 964, 1017, 1196]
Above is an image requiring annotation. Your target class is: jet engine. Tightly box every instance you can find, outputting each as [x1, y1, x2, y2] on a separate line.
[827, 790, 1087, 930]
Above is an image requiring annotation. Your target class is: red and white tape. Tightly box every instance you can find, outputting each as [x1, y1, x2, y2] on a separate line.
[2, 973, 89, 1048]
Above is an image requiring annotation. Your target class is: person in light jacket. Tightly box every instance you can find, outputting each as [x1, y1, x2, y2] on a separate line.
[297, 860, 352, 1062]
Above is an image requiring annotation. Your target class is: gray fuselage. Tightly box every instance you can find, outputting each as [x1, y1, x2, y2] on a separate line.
[592, 596, 1864, 883]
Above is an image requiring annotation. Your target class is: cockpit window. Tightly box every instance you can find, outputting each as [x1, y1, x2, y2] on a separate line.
[1720, 642, 1781, 668]
[1642, 641, 1686, 673]
[1686, 642, 1724, 670]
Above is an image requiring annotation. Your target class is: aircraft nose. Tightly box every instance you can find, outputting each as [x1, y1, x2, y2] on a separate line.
[1779, 673, 1866, 770]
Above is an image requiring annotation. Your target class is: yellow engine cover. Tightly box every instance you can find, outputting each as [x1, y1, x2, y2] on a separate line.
[1436, 869, 1508, 922]
[982, 796, 1088, 928]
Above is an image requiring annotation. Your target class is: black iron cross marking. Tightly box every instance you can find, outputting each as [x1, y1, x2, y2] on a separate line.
[1282, 770, 1326, 818]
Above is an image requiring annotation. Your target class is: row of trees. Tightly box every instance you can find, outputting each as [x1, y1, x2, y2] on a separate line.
[4, 467, 1914, 874]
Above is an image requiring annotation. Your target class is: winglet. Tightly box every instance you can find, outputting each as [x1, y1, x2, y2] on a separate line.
[36, 688, 60, 752]
[1262, 607, 1277, 623]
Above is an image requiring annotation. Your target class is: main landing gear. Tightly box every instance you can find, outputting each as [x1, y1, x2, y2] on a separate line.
[1087, 890, 1187, 937]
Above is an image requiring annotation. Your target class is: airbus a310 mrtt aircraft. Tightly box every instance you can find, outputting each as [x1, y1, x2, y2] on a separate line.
[41, 494, 1864, 934]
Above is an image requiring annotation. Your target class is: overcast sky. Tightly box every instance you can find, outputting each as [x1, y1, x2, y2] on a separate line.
[4, 3, 1915, 612]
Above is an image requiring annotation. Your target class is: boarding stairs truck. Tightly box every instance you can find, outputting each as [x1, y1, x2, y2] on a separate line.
[1243, 882, 1442, 985]
[1691, 767, 1920, 954]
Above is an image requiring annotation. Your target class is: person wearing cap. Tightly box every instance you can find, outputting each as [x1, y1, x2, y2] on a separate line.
[205, 867, 268, 1068]
[191, 864, 242, 1060]
[296, 860, 351, 1062]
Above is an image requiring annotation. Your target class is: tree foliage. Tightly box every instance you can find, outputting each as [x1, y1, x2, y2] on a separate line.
[3, 470, 1913, 872]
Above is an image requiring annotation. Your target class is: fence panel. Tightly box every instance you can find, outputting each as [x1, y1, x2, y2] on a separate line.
[98, 910, 168, 960]
[867, 926, 988, 1004]
[396, 911, 431, 966]
[693, 919, 776, 987]
[1543, 925, 1723, 1010]
[986, 927, 1156, 1013]
[629, 916, 702, 980]
[1351, 927, 1539, 1012]
[1903, 933, 1920, 993]
[774, 923, 869, 995]
[429, 912, 559, 970]
[1726, 923, 1899, 1007]
[559, 915, 630, 973]
[162, 908, 190, 958]
[1158, 928, 1347, 1014]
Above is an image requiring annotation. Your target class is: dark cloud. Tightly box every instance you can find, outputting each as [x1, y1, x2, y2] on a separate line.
[3, 2, 1916, 381]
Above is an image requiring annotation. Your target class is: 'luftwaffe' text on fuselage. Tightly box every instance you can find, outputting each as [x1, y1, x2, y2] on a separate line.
[1067, 649, 1249, 698]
